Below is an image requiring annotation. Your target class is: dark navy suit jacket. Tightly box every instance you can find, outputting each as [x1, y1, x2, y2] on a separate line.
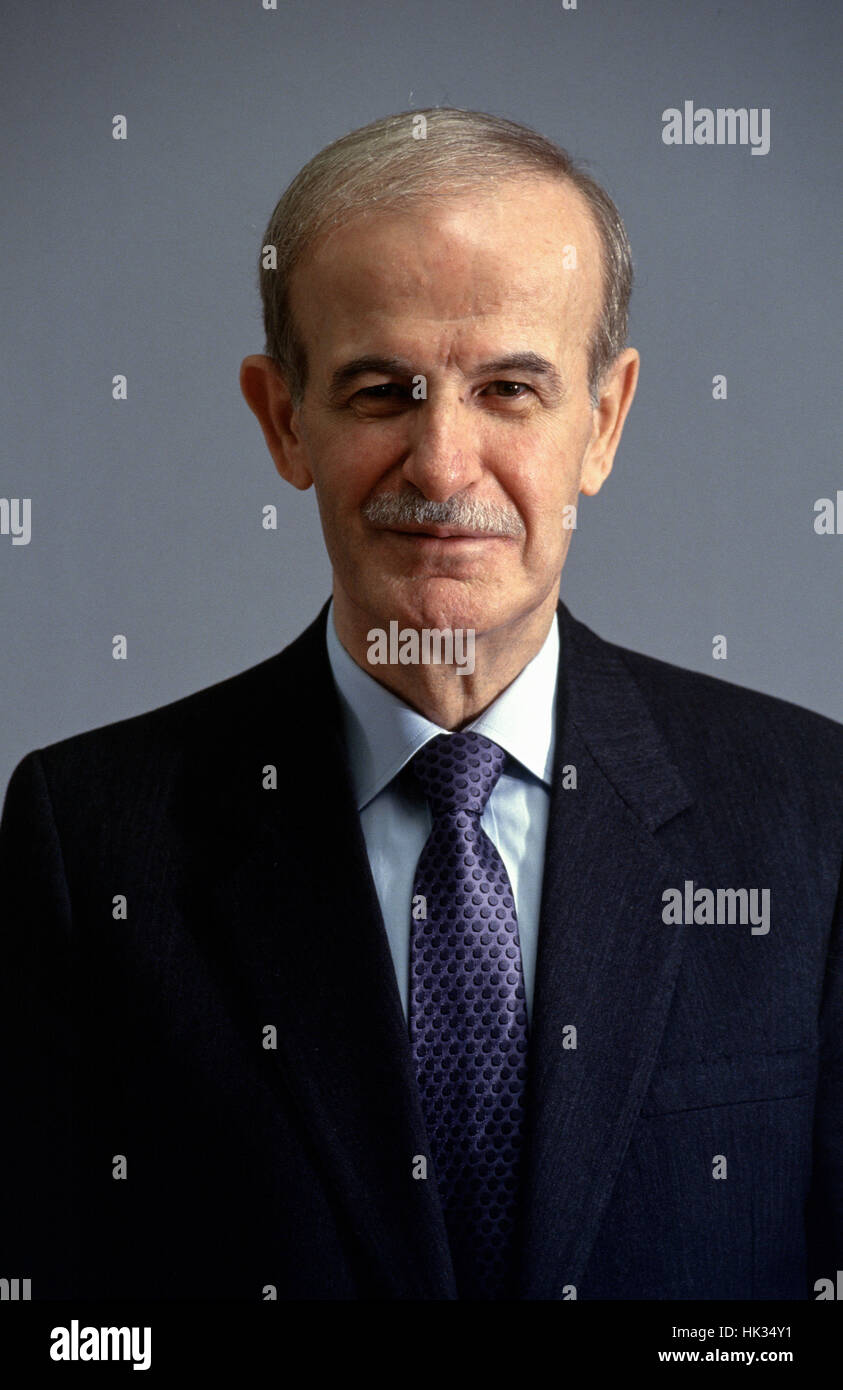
[1, 601, 841, 1299]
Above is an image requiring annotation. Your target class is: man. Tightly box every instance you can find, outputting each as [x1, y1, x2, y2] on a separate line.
[1, 108, 841, 1301]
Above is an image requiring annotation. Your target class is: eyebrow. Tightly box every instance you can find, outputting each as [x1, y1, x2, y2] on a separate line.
[326, 351, 566, 403]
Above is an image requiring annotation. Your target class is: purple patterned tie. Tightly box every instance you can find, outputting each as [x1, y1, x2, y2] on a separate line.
[409, 731, 529, 1300]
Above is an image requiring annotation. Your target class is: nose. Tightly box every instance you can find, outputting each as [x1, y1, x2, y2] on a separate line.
[399, 394, 484, 502]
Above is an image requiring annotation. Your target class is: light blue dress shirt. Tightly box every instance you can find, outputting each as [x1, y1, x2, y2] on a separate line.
[325, 601, 560, 1025]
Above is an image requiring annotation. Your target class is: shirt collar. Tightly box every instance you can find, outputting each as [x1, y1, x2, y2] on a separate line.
[326, 600, 559, 811]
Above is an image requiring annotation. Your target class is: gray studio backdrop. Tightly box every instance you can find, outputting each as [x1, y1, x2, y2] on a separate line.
[2, 0, 841, 799]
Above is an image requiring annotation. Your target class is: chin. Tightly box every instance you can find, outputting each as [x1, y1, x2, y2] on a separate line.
[372, 575, 514, 639]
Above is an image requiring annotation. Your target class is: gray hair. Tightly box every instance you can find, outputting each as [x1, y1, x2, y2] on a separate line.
[258, 108, 633, 409]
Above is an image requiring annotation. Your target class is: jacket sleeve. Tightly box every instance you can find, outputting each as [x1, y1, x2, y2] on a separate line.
[0, 751, 76, 1298]
[806, 852, 843, 1293]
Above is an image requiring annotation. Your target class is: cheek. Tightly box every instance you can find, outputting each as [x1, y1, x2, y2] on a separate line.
[504, 446, 582, 522]
[310, 437, 377, 516]
[506, 460, 583, 566]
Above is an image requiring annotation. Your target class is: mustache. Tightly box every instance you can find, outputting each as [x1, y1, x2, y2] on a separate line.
[361, 491, 525, 538]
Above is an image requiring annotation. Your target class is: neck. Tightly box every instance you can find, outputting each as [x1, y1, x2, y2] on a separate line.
[332, 589, 559, 730]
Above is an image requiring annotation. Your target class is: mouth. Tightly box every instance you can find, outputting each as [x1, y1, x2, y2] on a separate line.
[380, 524, 509, 540]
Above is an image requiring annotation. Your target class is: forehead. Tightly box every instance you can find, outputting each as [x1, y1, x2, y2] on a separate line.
[289, 178, 603, 365]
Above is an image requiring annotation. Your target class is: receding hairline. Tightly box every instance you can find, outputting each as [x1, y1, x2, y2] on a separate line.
[294, 168, 600, 264]
[286, 171, 607, 371]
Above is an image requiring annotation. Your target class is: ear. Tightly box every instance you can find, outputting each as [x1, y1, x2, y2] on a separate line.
[579, 347, 639, 497]
[239, 354, 313, 490]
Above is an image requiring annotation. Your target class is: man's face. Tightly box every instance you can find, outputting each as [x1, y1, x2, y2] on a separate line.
[276, 177, 625, 640]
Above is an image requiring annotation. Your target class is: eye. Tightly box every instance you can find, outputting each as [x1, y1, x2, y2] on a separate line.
[355, 383, 408, 399]
[483, 381, 533, 398]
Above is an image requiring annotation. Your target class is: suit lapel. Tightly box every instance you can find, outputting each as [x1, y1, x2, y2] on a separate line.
[195, 604, 456, 1298]
[518, 604, 696, 1299]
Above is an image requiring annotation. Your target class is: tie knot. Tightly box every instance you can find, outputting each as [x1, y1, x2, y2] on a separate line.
[411, 730, 506, 818]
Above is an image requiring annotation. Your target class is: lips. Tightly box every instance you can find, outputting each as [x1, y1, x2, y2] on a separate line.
[386, 525, 500, 539]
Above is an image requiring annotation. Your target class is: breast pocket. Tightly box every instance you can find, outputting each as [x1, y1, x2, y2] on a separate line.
[640, 1046, 817, 1116]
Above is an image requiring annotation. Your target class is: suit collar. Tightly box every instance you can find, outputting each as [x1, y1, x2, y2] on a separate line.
[556, 601, 692, 832]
